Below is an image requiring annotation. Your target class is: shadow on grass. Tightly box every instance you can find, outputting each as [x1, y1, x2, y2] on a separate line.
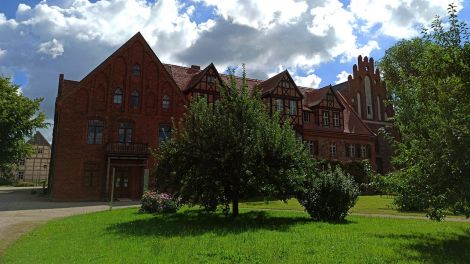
[107, 209, 354, 238]
[376, 229, 470, 264]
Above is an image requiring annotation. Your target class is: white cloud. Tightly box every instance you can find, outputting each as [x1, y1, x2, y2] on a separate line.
[349, 0, 463, 39]
[0, 0, 463, 141]
[293, 72, 322, 88]
[335, 70, 350, 84]
[37, 39, 64, 58]
[202, 0, 308, 29]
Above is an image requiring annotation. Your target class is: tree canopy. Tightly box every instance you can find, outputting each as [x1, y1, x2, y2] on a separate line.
[0, 76, 47, 173]
[154, 67, 313, 217]
[380, 4, 470, 220]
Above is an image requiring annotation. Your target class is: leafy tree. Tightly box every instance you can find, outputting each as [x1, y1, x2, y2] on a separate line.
[0, 76, 47, 172]
[154, 67, 312, 217]
[379, 4, 470, 220]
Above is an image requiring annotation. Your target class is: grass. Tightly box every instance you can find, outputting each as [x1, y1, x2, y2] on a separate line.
[2, 207, 470, 264]
[240, 195, 467, 218]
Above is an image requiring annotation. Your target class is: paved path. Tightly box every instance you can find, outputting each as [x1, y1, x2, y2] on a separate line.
[0, 187, 139, 254]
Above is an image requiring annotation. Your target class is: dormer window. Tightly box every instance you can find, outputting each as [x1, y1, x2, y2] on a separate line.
[131, 90, 139, 107]
[333, 112, 340, 127]
[289, 100, 297, 115]
[276, 98, 283, 113]
[281, 80, 290, 88]
[114, 88, 123, 104]
[207, 75, 216, 84]
[322, 111, 329, 127]
[132, 64, 141, 76]
[162, 95, 170, 111]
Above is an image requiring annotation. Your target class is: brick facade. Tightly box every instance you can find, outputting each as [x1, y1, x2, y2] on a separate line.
[49, 32, 392, 201]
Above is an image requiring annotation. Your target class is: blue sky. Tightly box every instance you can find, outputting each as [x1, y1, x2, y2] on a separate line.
[0, 0, 469, 141]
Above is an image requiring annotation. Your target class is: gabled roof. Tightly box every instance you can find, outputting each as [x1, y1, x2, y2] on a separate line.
[257, 70, 304, 99]
[258, 70, 286, 94]
[28, 132, 50, 147]
[164, 64, 200, 91]
[185, 63, 226, 92]
[58, 32, 187, 105]
[336, 91, 375, 136]
[331, 81, 349, 92]
[302, 85, 344, 110]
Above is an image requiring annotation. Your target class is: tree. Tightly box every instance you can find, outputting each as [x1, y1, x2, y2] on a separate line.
[0, 76, 47, 172]
[379, 4, 470, 220]
[154, 67, 312, 217]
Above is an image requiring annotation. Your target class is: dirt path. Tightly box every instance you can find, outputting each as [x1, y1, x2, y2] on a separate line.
[0, 187, 139, 254]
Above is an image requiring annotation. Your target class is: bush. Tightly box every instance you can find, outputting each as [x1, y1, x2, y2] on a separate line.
[13, 181, 35, 187]
[140, 191, 180, 214]
[298, 166, 359, 222]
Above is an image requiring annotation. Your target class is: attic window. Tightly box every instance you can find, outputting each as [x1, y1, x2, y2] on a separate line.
[114, 88, 123, 104]
[132, 64, 141, 76]
[281, 80, 290, 88]
[207, 75, 216, 84]
[162, 95, 170, 111]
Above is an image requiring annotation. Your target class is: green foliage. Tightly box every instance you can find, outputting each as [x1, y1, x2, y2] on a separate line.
[155, 66, 312, 217]
[0, 76, 47, 171]
[140, 191, 181, 214]
[379, 4, 470, 220]
[297, 166, 359, 222]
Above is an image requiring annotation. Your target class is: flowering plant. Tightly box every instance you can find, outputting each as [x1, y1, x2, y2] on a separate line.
[140, 190, 181, 213]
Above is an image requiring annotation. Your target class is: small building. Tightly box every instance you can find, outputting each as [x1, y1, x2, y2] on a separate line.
[2, 132, 51, 183]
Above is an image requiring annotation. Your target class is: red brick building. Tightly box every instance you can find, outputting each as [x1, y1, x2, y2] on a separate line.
[49, 33, 392, 201]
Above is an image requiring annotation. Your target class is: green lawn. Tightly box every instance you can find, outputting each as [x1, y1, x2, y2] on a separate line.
[2, 207, 470, 264]
[240, 195, 465, 218]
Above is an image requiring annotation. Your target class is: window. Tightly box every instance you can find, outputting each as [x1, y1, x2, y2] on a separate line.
[330, 143, 336, 157]
[289, 100, 297, 115]
[349, 144, 356, 157]
[333, 112, 340, 127]
[132, 64, 141, 76]
[303, 112, 310, 123]
[207, 75, 216, 83]
[17, 171, 24, 180]
[281, 80, 290, 88]
[365, 76, 373, 119]
[87, 120, 104, 144]
[306, 140, 318, 155]
[118, 122, 133, 144]
[83, 162, 99, 187]
[159, 124, 171, 143]
[162, 95, 170, 110]
[131, 90, 139, 107]
[114, 88, 123, 104]
[276, 98, 283, 113]
[326, 92, 334, 103]
[361, 145, 367, 158]
[356, 92, 362, 117]
[19, 159, 25, 166]
[37, 148, 43, 154]
[322, 111, 329, 127]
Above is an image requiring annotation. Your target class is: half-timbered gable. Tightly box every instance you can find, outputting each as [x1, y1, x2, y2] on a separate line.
[305, 86, 344, 130]
[185, 63, 224, 104]
[258, 70, 304, 129]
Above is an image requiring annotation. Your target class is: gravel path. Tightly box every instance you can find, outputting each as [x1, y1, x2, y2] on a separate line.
[0, 187, 139, 254]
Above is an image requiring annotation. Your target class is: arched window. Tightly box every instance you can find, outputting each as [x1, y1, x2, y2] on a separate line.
[376, 96, 382, 121]
[87, 119, 104, 144]
[131, 90, 139, 107]
[162, 95, 170, 110]
[365, 76, 373, 119]
[132, 64, 141, 76]
[118, 122, 133, 144]
[114, 88, 123, 104]
[356, 92, 362, 118]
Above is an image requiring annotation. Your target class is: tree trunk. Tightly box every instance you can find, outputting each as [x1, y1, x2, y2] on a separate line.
[232, 193, 239, 217]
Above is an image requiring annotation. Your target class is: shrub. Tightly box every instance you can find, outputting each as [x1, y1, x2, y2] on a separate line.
[298, 166, 359, 222]
[140, 191, 180, 214]
[13, 181, 35, 187]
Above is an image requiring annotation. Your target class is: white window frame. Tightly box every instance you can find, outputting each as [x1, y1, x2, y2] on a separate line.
[330, 143, 336, 157]
[289, 100, 297, 115]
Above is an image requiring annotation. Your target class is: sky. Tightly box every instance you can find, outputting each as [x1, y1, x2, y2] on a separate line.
[1, 0, 469, 142]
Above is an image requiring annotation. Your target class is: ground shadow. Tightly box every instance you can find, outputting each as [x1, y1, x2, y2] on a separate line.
[375, 229, 470, 264]
[0, 187, 139, 211]
[106, 209, 354, 238]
